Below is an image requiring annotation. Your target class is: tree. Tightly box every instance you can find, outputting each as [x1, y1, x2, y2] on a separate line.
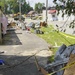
[0, 0, 6, 12]
[53, 0, 75, 16]
[0, 0, 33, 14]
[0, 0, 18, 14]
[53, 0, 75, 29]
[21, 1, 33, 14]
[35, 2, 45, 13]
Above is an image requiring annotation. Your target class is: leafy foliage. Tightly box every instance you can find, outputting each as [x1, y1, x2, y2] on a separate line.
[0, 0, 33, 14]
[53, 0, 75, 29]
[53, 0, 75, 16]
[35, 2, 45, 13]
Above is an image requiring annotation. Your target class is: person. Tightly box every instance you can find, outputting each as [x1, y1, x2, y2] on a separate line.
[0, 6, 3, 24]
[2, 13, 8, 34]
[0, 6, 8, 35]
[0, 6, 3, 37]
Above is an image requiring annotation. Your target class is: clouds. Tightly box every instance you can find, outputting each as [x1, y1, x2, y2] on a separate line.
[26, 0, 54, 8]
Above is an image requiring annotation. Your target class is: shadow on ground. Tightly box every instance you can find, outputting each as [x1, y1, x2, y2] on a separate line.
[2, 30, 22, 45]
[0, 54, 48, 75]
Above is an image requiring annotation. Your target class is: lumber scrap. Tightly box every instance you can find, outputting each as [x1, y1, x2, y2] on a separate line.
[64, 54, 75, 75]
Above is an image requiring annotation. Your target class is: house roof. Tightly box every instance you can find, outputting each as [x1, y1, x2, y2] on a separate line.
[49, 10, 56, 14]
[28, 11, 36, 15]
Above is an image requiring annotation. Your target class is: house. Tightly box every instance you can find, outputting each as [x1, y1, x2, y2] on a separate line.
[43, 9, 57, 21]
[42, 9, 75, 21]
[27, 11, 38, 18]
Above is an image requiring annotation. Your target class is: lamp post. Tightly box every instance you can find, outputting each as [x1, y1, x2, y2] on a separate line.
[46, 0, 48, 23]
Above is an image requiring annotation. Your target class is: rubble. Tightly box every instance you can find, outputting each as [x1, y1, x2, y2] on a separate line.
[64, 54, 75, 75]
[44, 44, 75, 75]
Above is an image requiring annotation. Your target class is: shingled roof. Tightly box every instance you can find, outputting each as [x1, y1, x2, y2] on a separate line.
[49, 9, 56, 14]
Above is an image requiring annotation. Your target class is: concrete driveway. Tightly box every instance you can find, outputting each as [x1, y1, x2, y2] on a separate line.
[0, 29, 51, 75]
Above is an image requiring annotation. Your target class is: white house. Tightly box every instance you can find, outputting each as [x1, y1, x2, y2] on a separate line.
[42, 10, 75, 21]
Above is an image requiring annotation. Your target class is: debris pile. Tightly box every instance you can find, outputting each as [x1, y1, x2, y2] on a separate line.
[44, 44, 75, 75]
[64, 54, 75, 75]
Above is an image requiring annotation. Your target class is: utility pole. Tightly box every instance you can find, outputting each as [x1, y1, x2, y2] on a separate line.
[19, 0, 21, 21]
[46, 0, 48, 23]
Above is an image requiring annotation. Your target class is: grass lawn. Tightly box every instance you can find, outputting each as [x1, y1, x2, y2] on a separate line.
[36, 25, 75, 58]
[31, 25, 75, 62]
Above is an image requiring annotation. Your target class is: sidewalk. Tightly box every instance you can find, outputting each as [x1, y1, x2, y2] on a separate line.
[0, 29, 52, 75]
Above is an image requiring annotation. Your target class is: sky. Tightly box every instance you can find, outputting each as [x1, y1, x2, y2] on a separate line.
[26, 0, 55, 8]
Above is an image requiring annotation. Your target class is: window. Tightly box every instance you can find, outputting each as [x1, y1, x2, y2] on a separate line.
[52, 14, 55, 17]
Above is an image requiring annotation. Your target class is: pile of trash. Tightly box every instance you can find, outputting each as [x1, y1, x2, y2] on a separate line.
[44, 44, 75, 75]
[26, 21, 47, 34]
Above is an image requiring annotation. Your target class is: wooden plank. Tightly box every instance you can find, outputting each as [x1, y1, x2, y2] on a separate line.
[40, 67, 48, 75]
[34, 56, 48, 75]
[64, 54, 75, 75]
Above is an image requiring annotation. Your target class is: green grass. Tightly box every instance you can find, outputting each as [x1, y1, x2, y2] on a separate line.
[39, 25, 75, 45]
[38, 26, 74, 46]
[36, 25, 75, 62]
[32, 25, 75, 62]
